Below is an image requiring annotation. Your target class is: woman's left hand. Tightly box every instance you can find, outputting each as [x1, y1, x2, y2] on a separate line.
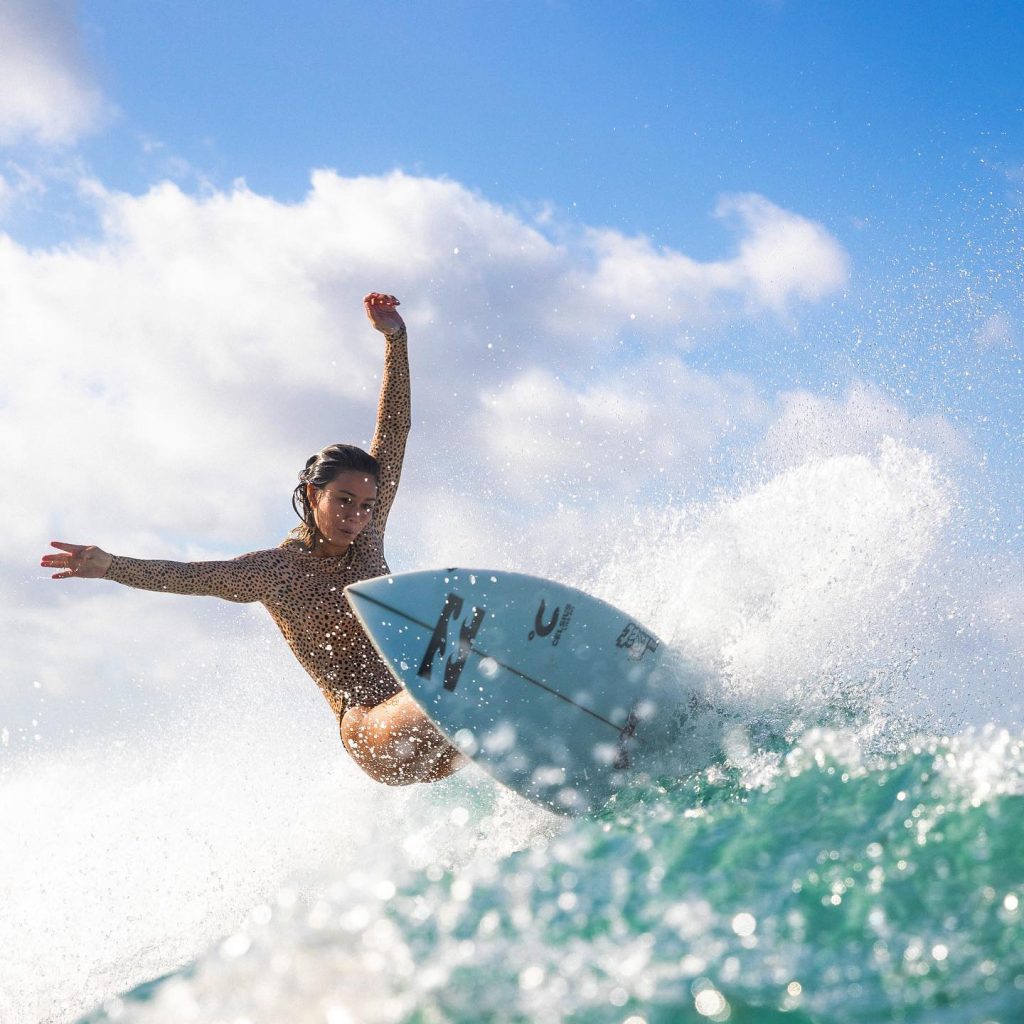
[364, 293, 405, 336]
[41, 541, 113, 579]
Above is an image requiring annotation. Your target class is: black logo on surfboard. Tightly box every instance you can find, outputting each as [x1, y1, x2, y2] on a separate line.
[418, 593, 486, 692]
[528, 598, 574, 646]
[616, 622, 659, 661]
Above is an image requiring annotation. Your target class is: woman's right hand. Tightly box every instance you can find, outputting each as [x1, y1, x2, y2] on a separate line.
[41, 541, 113, 580]
[363, 292, 405, 336]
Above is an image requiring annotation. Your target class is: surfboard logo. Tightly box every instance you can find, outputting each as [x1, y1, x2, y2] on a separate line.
[528, 599, 575, 646]
[418, 593, 486, 692]
[616, 622, 659, 661]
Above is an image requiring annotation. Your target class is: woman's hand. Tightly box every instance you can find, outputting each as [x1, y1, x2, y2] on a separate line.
[363, 292, 405, 337]
[41, 541, 113, 580]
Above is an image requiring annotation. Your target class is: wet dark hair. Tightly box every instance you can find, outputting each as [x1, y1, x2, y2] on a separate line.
[290, 444, 380, 550]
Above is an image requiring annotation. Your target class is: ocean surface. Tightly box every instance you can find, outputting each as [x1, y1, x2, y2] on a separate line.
[73, 728, 1024, 1024]
[4, 439, 1022, 1023]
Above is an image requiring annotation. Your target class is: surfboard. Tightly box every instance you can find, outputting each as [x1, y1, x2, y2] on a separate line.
[345, 568, 683, 815]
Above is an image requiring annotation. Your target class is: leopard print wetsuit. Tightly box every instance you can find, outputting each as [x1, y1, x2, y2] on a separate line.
[104, 327, 410, 721]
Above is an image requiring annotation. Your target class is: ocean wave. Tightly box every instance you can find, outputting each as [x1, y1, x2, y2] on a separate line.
[78, 726, 1024, 1024]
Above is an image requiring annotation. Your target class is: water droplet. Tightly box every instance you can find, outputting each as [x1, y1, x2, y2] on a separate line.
[731, 912, 756, 937]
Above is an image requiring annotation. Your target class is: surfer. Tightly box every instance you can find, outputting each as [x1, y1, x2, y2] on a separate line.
[40, 293, 465, 787]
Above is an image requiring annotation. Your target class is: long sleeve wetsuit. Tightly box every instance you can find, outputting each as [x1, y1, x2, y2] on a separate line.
[104, 326, 411, 720]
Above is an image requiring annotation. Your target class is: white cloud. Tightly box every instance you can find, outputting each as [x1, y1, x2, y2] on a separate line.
[0, 0, 107, 146]
[561, 193, 849, 335]
[714, 193, 850, 310]
[1, 171, 846, 560]
[473, 360, 770, 494]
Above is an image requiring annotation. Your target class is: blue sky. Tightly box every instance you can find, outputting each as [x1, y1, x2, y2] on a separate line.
[6, 2, 1019, 247]
[75, 1, 1021, 232]
[10, 2, 1021, 415]
[2, 0, 1022, 747]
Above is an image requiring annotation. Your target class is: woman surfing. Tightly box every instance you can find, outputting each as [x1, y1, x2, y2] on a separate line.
[40, 293, 465, 786]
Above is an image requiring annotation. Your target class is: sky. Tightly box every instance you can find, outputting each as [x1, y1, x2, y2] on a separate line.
[2, 0, 1022, 751]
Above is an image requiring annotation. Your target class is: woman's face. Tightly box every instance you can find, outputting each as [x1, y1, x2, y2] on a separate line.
[307, 470, 379, 553]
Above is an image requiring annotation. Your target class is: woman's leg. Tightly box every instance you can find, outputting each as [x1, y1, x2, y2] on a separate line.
[341, 689, 467, 786]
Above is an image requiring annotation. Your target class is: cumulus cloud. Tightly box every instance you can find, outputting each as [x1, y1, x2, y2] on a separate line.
[0, 0, 107, 146]
[714, 193, 850, 309]
[2, 171, 847, 556]
[472, 360, 770, 494]
[562, 193, 849, 335]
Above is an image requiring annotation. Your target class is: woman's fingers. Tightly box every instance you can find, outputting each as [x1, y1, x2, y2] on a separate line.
[42, 542, 79, 569]
[41, 540, 97, 578]
[41, 555, 77, 577]
[363, 294, 404, 335]
[43, 562, 76, 577]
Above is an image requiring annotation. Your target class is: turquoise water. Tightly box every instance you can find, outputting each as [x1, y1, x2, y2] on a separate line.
[78, 726, 1024, 1023]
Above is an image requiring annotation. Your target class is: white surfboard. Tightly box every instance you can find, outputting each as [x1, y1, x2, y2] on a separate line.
[345, 568, 684, 815]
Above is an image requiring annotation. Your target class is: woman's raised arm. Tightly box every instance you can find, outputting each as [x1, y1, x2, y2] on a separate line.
[363, 293, 411, 535]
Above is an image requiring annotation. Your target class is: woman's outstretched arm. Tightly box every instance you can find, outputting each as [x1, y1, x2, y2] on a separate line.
[363, 292, 411, 535]
[41, 541, 275, 603]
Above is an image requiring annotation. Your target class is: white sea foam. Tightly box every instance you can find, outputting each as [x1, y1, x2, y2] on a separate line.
[591, 438, 1014, 738]
[0, 694, 552, 1023]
